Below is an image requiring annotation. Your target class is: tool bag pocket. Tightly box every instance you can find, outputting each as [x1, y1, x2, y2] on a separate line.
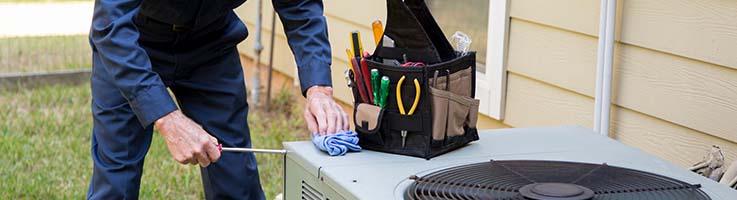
[425, 54, 479, 150]
[428, 66, 479, 140]
[351, 0, 479, 159]
[428, 86, 480, 139]
[354, 103, 386, 146]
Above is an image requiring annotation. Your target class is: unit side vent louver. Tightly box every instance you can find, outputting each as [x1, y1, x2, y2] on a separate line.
[301, 180, 323, 200]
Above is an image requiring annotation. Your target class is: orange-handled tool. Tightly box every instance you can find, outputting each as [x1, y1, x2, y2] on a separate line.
[371, 20, 383, 45]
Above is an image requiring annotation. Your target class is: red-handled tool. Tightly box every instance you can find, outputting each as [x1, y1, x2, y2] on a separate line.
[351, 58, 370, 103]
[360, 58, 374, 103]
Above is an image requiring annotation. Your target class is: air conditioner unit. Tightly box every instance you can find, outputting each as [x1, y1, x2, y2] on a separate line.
[283, 126, 737, 200]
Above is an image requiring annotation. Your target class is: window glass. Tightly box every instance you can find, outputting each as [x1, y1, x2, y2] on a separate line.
[426, 0, 490, 72]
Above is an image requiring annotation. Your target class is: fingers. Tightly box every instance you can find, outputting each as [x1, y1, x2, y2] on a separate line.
[180, 156, 197, 165]
[339, 104, 350, 131]
[304, 87, 351, 135]
[303, 108, 318, 134]
[205, 142, 221, 165]
[195, 149, 211, 167]
[330, 103, 347, 132]
[325, 102, 337, 135]
[312, 102, 328, 135]
[194, 139, 213, 167]
[208, 135, 218, 144]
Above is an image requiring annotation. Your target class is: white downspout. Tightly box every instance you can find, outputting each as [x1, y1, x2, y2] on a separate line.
[594, 0, 617, 137]
[593, 0, 607, 134]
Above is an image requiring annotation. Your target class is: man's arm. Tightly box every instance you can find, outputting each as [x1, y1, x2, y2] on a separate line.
[90, 0, 219, 166]
[90, 0, 176, 127]
[273, 0, 349, 135]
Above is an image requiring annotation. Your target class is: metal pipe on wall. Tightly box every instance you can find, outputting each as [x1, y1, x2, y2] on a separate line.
[593, 0, 608, 134]
[594, 0, 617, 137]
[265, 10, 276, 110]
[251, 0, 264, 106]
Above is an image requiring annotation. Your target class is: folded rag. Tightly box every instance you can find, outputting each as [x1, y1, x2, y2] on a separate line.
[310, 130, 362, 156]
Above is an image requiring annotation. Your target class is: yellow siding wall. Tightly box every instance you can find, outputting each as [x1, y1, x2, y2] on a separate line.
[506, 0, 737, 167]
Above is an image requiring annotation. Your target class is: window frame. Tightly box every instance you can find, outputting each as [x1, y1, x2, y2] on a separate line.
[475, 0, 510, 120]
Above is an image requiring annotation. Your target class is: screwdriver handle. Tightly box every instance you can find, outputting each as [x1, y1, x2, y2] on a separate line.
[372, 20, 383, 46]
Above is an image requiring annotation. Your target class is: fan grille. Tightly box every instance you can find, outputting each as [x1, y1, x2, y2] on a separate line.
[405, 160, 710, 200]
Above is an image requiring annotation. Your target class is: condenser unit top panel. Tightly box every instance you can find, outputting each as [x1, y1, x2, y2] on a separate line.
[283, 126, 737, 200]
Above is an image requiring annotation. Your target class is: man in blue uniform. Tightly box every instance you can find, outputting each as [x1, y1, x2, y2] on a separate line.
[87, 0, 348, 199]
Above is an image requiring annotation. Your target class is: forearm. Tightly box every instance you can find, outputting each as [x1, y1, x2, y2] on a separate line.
[273, 0, 333, 96]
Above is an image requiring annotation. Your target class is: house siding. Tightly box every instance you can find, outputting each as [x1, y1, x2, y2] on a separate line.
[506, 0, 737, 167]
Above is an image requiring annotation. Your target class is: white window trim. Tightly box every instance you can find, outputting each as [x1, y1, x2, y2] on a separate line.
[476, 0, 510, 120]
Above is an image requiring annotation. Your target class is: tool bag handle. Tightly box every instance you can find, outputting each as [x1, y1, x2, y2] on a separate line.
[374, 0, 456, 64]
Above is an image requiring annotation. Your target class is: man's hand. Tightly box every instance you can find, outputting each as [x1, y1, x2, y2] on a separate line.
[155, 110, 221, 167]
[304, 86, 349, 135]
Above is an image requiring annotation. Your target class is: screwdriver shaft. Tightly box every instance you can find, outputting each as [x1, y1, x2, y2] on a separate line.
[220, 147, 287, 155]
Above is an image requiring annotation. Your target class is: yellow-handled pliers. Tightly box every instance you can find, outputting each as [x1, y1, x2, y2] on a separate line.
[396, 75, 420, 115]
[396, 75, 420, 148]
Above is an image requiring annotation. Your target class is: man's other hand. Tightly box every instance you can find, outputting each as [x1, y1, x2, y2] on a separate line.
[304, 86, 349, 135]
[155, 110, 221, 167]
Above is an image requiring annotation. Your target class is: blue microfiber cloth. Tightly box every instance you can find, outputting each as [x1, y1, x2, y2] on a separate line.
[310, 130, 362, 156]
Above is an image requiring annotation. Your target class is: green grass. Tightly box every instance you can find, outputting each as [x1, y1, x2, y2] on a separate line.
[0, 35, 90, 73]
[0, 82, 308, 199]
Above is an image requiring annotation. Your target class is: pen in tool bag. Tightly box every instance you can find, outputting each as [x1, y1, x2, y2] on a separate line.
[396, 75, 421, 148]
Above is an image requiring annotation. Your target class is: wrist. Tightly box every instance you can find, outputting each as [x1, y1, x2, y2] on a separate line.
[154, 109, 180, 130]
[306, 86, 333, 98]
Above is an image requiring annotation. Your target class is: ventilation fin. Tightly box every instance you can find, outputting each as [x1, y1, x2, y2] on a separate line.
[301, 180, 323, 200]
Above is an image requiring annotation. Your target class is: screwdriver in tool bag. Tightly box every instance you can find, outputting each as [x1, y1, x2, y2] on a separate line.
[378, 76, 390, 108]
[371, 20, 383, 45]
[371, 69, 380, 105]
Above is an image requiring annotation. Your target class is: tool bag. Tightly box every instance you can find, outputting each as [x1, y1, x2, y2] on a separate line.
[351, 0, 480, 159]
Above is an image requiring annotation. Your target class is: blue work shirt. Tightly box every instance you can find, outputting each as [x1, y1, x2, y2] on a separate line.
[89, 0, 332, 127]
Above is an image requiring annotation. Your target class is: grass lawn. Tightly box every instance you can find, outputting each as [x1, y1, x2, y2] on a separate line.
[0, 35, 90, 73]
[0, 82, 309, 199]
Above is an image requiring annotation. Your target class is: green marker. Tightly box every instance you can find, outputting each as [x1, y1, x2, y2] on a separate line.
[379, 76, 390, 108]
[371, 69, 380, 105]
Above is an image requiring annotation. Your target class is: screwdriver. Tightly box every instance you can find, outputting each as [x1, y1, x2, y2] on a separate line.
[218, 144, 287, 154]
[371, 20, 383, 45]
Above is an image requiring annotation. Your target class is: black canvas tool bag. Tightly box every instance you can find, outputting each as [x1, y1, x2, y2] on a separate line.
[352, 0, 480, 159]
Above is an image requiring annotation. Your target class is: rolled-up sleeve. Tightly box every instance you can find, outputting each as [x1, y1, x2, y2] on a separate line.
[90, 0, 177, 127]
[273, 0, 333, 96]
